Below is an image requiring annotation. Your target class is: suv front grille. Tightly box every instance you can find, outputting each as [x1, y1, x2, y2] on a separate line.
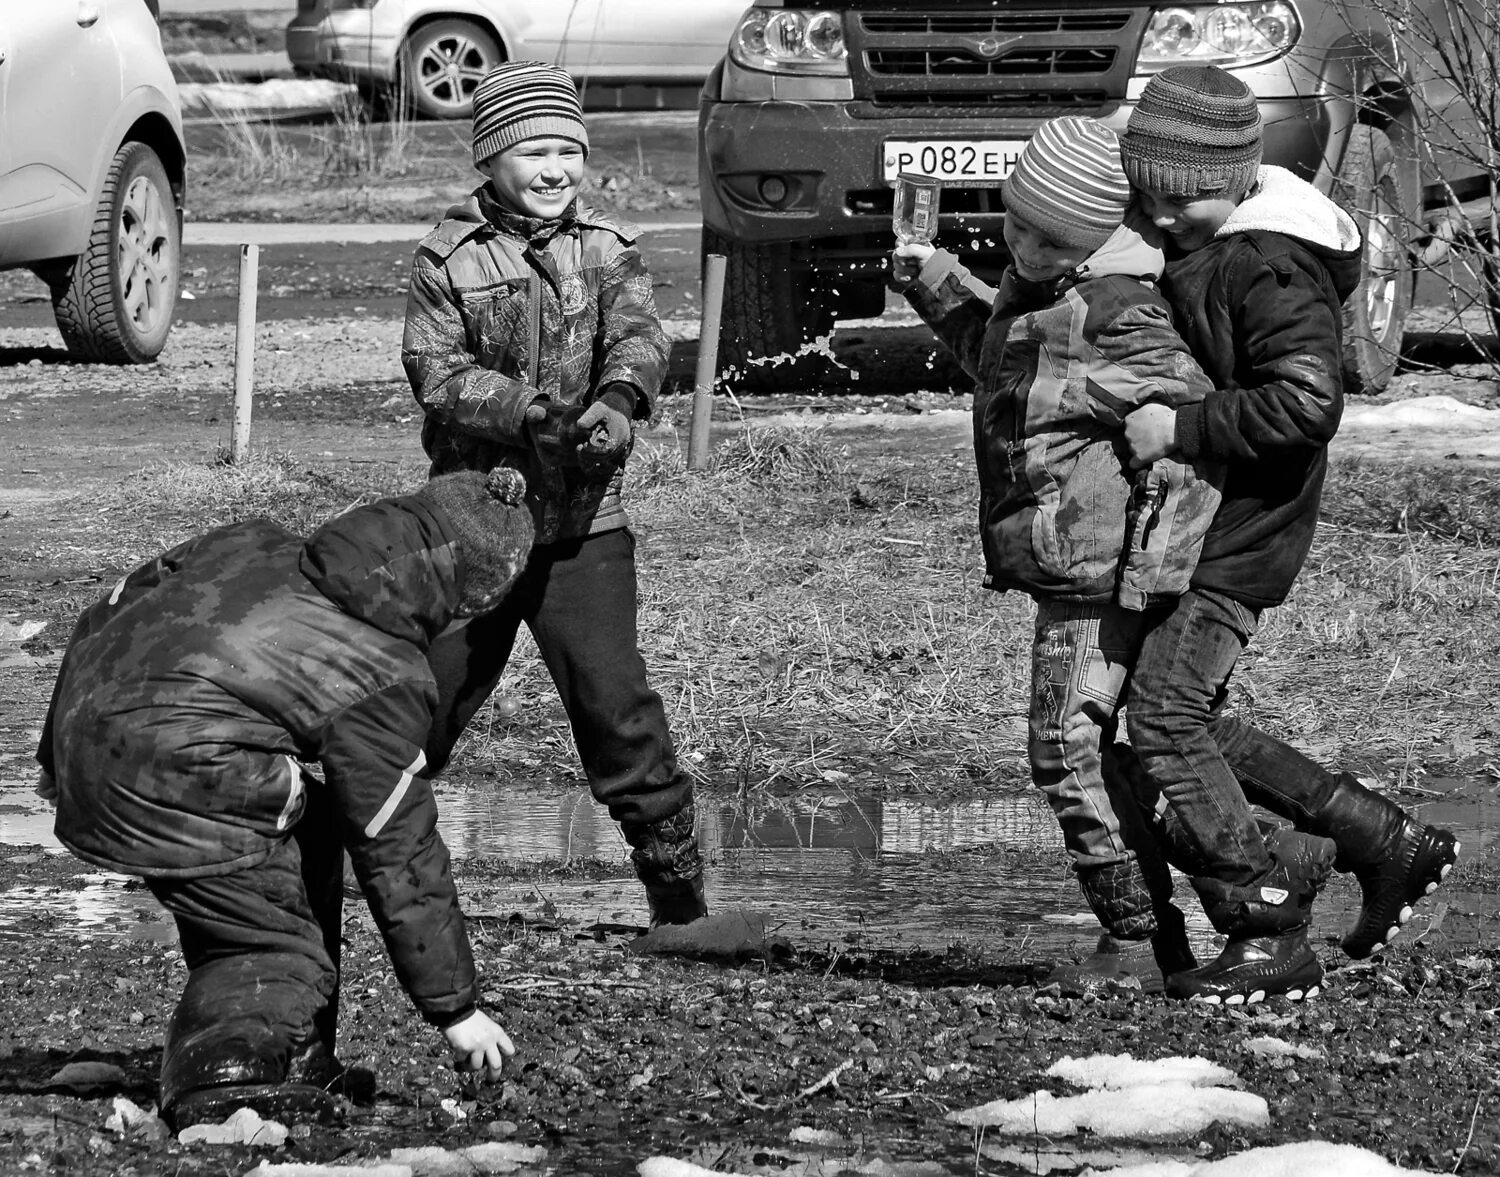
[847, 5, 1146, 111]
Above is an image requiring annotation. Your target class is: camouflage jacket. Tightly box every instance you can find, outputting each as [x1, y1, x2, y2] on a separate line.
[402, 189, 670, 544]
[38, 499, 479, 1027]
[903, 220, 1222, 609]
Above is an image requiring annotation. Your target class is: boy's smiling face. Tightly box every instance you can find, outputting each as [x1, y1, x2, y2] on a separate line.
[479, 136, 586, 218]
[1002, 207, 1093, 282]
[1135, 187, 1243, 253]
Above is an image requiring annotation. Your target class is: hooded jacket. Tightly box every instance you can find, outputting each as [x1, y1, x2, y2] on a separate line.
[402, 188, 670, 544]
[1162, 165, 1363, 607]
[902, 217, 1220, 609]
[38, 497, 480, 1028]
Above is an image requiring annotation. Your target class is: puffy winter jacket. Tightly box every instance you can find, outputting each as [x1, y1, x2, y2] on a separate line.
[1163, 166, 1363, 607]
[403, 189, 670, 544]
[38, 498, 479, 1027]
[903, 219, 1220, 609]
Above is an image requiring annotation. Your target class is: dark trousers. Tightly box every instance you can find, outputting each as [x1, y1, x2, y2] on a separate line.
[1123, 586, 1275, 887]
[148, 778, 343, 1099]
[424, 527, 690, 828]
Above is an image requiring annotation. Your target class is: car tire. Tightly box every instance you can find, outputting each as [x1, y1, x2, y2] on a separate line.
[1331, 125, 1414, 397]
[704, 227, 836, 392]
[403, 19, 502, 120]
[50, 140, 180, 365]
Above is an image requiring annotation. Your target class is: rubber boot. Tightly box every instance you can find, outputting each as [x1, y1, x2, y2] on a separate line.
[1303, 773, 1459, 958]
[1047, 903, 1198, 997]
[622, 798, 708, 928]
[160, 1022, 339, 1132]
[1166, 830, 1337, 1006]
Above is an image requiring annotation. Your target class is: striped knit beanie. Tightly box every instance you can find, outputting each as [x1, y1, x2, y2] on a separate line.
[1121, 65, 1262, 197]
[1001, 117, 1130, 251]
[472, 61, 589, 165]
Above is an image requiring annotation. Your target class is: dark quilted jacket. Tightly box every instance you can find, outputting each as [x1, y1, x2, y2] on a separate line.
[37, 498, 479, 1027]
[402, 189, 670, 544]
[1162, 166, 1363, 607]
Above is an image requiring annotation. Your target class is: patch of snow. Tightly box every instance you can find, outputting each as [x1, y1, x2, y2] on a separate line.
[946, 1083, 1268, 1138]
[177, 1106, 287, 1146]
[1240, 1037, 1325, 1061]
[1047, 1054, 1241, 1090]
[1084, 1139, 1425, 1175]
[1343, 395, 1499, 430]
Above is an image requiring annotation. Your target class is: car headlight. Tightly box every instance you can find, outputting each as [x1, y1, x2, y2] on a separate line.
[730, 8, 848, 75]
[1137, 2, 1300, 70]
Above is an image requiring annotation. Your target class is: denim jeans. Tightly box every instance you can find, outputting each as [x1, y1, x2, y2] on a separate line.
[1029, 600, 1177, 937]
[1124, 586, 1273, 887]
[424, 527, 691, 828]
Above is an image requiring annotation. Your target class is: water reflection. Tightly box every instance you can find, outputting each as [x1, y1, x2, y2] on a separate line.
[0, 772, 1492, 955]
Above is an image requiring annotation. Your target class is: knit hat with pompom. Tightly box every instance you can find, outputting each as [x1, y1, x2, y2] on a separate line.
[419, 468, 534, 616]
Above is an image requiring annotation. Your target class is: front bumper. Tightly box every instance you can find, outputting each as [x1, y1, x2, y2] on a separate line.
[700, 94, 1334, 259]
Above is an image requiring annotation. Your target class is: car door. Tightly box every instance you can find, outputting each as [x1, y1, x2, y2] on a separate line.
[0, 0, 123, 260]
[527, 0, 746, 82]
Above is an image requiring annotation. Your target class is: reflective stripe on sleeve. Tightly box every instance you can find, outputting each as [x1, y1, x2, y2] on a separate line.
[364, 751, 428, 838]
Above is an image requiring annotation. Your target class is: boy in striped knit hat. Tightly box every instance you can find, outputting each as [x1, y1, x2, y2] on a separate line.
[402, 62, 708, 931]
[892, 116, 1339, 998]
[1110, 64, 1458, 1002]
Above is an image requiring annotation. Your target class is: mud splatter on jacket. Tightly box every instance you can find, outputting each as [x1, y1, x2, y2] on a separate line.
[402, 188, 670, 544]
[902, 219, 1221, 609]
[1161, 165, 1363, 608]
[37, 499, 480, 1027]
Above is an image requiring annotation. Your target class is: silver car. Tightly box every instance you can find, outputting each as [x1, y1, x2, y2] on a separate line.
[0, 0, 185, 364]
[286, 0, 749, 119]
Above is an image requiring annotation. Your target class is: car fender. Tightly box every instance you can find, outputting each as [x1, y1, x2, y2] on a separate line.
[400, 1, 527, 60]
[55, 83, 185, 259]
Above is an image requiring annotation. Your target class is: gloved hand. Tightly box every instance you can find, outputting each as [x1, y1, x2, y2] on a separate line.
[443, 1009, 514, 1082]
[574, 384, 635, 474]
[36, 769, 57, 804]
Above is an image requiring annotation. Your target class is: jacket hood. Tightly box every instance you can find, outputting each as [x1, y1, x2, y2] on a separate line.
[1217, 166, 1363, 293]
[1075, 206, 1167, 283]
[299, 497, 463, 646]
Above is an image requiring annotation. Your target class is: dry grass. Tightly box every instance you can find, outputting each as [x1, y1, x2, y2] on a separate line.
[33, 431, 1500, 797]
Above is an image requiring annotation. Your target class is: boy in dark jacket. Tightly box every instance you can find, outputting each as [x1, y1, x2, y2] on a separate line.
[36, 469, 533, 1130]
[401, 62, 705, 928]
[1113, 65, 1458, 1002]
[892, 118, 1332, 994]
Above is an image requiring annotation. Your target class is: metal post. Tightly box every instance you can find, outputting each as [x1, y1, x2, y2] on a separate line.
[230, 243, 259, 465]
[687, 253, 727, 471]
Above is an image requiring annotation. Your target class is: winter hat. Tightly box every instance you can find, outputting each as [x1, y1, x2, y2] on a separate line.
[471, 61, 589, 165]
[1121, 65, 1263, 197]
[1001, 117, 1131, 251]
[420, 468, 534, 616]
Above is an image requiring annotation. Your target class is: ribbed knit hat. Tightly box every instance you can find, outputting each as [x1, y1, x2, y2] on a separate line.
[1000, 117, 1131, 251]
[420, 468, 534, 616]
[1121, 65, 1263, 197]
[472, 61, 589, 165]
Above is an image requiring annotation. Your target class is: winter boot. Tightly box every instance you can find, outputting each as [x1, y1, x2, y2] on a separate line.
[160, 1022, 339, 1132]
[1166, 829, 1337, 1005]
[1047, 904, 1198, 996]
[622, 800, 708, 928]
[1302, 773, 1459, 958]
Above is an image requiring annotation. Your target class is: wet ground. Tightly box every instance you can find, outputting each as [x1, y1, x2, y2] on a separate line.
[1, 759, 1491, 963]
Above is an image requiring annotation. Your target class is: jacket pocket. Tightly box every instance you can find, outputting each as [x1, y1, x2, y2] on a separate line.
[458, 278, 529, 371]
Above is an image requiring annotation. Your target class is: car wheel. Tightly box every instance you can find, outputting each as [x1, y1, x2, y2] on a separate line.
[404, 19, 502, 120]
[1331, 125, 1414, 397]
[50, 141, 180, 365]
[705, 227, 836, 392]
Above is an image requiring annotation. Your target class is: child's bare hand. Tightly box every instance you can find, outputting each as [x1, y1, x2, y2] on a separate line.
[1124, 403, 1179, 468]
[443, 1010, 515, 1082]
[889, 241, 936, 288]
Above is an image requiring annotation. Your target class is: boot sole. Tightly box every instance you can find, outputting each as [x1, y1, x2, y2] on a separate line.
[166, 1082, 340, 1133]
[1187, 982, 1320, 1006]
[1343, 833, 1460, 959]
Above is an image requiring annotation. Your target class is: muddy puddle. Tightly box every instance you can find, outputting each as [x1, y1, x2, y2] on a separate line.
[0, 751, 1492, 958]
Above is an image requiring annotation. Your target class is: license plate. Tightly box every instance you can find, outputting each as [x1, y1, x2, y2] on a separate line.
[882, 140, 1026, 186]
